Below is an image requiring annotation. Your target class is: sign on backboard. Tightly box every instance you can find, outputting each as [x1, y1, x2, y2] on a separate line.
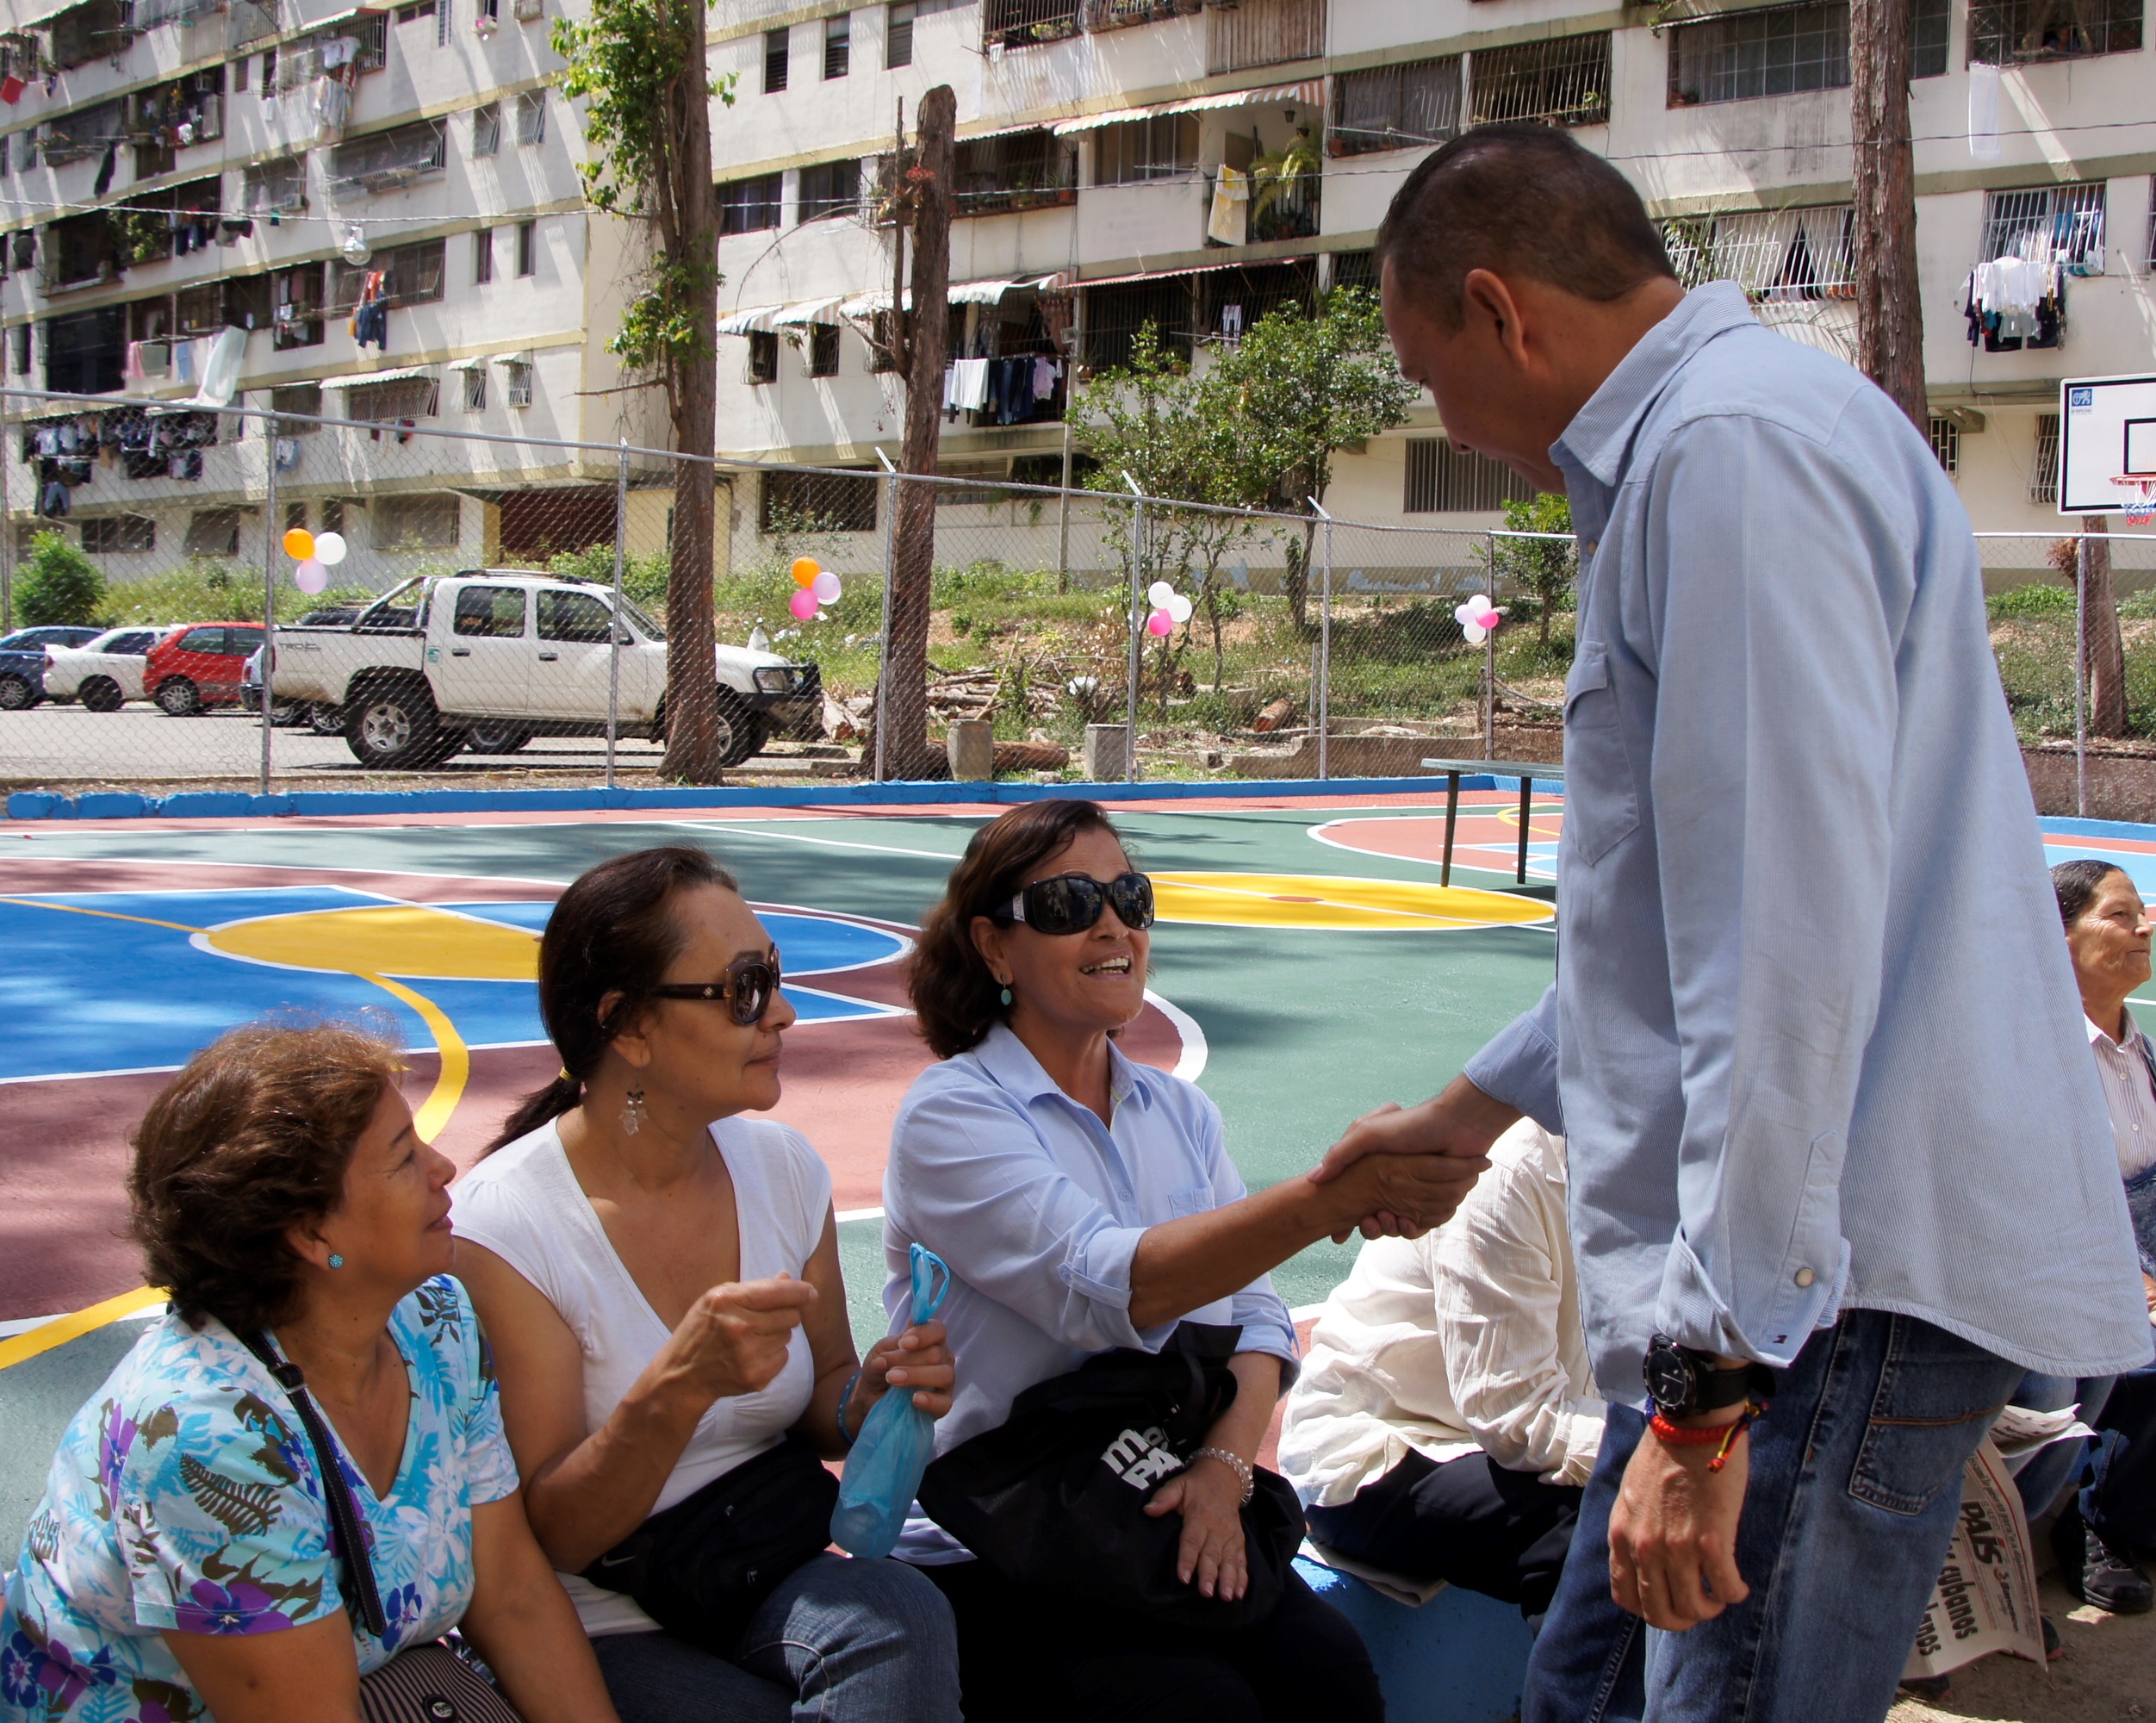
[2060, 373, 2156, 517]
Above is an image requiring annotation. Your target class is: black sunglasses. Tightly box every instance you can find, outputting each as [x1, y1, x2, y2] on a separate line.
[997, 871, 1156, 937]
[648, 955, 784, 1027]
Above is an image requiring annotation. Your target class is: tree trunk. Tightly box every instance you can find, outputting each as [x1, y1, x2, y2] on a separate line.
[659, 0, 724, 781]
[880, 85, 956, 780]
[2085, 521, 2128, 737]
[1850, 0, 1927, 430]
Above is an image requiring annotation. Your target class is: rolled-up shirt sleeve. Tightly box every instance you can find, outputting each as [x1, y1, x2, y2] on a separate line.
[892, 1084, 1178, 1355]
[1642, 414, 1895, 1364]
[1466, 984, 1564, 1135]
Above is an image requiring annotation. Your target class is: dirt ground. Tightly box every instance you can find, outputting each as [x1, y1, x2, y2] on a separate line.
[1889, 1575, 2156, 1723]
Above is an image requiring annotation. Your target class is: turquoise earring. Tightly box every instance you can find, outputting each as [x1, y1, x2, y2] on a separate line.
[327, 1253, 345, 1269]
[999, 984, 1013, 1006]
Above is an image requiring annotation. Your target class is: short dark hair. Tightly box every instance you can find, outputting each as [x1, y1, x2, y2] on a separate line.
[129, 1019, 405, 1335]
[488, 844, 740, 1151]
[2053, 858, 2127, 930]
[1376, 123, 1676, 329]
[909, 799, 1127, 1060]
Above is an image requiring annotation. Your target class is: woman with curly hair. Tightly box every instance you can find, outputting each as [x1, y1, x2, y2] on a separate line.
[0, 1021, 621, 1723]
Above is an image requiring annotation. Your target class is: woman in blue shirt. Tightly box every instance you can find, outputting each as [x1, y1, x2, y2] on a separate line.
[885, 798, 1486, 1723]
[0, 1021, 619, 1723]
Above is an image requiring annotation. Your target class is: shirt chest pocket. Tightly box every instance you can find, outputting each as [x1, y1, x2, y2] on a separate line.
[1563, 642, 1642, 866]
[1166, 1184, 1215, 1219]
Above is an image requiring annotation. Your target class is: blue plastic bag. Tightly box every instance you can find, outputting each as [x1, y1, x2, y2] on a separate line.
[832, 1244, 951, 1560]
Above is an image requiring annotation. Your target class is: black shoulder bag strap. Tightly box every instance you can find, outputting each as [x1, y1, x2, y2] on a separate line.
[239, 1329, 389, 1639]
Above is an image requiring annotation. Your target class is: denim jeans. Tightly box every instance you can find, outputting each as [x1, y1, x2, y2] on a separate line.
[1522, 1309, 2022, 1723]
[589, 1553, 960, 1723]
[2004, 1371, 2117, 1527]
[2084, 1362, 2156, 1550]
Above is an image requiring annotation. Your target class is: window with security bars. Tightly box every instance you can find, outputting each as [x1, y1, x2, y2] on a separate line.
[515, 90, 546, 146]
[1207, 0, 1324, 73]
[375, 494, 461, 550]
[748, 330, 780, 383]
[271, 383, 323, 433]
[330, 239, 447, 311]
[1662, 205, 1856, 298]
[2032, 413, 2061, 503]
[1470, 32, 1612, 128]
[1929, 416, 1960, 476]
[1968, 0, 2140, 60]
[985, 0, 1079, 50]
[463, 366, 486, 410]
[1083, 277, 1194, 367]
[1330, 250, 1377, 292]
[1979, 183, 2106, 271]
[1914, 0, 1950, 72]
[1405, 439, 1536, 513]
[824, 12, 850, 77]
[887, 1, 914, 64]
[472, 102, 501, 156]
[799, 159, 862, 222]
[805, 324, 841, 376]
[327, 119, 447, 192]
[764, 27, 790, 90]
[1331, 56, 1462, 156]
[954, 130, 1078, 215]
[761, 470, 879, 533]
[1094, 115, 1199, 183]
[719, 173, 783, 234]
[80, 515, 155, 553]
[184, 510, 244, 557]
[345, 376, 440, 422]
[502, 359, 533, 407]
[1668, 3, 1848, 104]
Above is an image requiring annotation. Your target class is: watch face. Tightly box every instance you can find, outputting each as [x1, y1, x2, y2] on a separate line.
[1643, 1340, 1693, 1413]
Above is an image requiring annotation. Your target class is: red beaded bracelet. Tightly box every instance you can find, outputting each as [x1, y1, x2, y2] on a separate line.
[1649, 1401, 1765, 1473]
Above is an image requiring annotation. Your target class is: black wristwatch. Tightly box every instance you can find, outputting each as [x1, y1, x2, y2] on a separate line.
[1643, 1334, 1774, 1419]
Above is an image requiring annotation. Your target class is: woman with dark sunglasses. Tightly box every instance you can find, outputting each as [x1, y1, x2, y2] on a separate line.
[885, 799, 1489, 1723]
[452, 846, 960, 1723]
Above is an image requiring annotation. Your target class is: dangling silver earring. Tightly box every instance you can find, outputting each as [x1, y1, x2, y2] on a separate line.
[619, 1086, 646, 1135]
[999, 982, 1013, 1006]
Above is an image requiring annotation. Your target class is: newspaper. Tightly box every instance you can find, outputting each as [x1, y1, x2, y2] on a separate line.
[1902, 1437, 2047, 1682]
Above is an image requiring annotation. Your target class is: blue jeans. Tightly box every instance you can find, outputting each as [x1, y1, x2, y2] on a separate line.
[2085, 1362, 2156, 1550]
[1522, 1309, 2022, 1723]
[2004, 1371, 2116, 1527]
[589, 1553, 960, 1723]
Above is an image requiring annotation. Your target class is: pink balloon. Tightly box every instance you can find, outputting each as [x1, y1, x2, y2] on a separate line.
[1146, 609, 1175, 637]
[294, 559, 328, 594]
[811, 571, 842, 605]
[789, 588, 819, 620]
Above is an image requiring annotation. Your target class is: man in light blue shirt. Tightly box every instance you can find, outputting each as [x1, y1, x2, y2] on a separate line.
[1328, 124, 2152, 1721]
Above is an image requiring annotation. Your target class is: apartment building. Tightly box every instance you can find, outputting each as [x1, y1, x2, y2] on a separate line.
[705, 0, 2156, 575]
[0, 0, 668, 586]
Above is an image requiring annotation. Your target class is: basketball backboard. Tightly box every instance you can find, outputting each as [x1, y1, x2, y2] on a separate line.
[2060, 373, 2156, 517]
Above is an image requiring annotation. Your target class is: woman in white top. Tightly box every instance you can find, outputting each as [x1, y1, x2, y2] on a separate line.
[1279, 1117, 1603, 1629]
[453, 846, 960, 1723]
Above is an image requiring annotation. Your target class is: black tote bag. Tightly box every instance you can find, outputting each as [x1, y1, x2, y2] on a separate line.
[916, 1322, 1305, 1630]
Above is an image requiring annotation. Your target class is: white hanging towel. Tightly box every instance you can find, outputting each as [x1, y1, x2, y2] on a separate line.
[1966, 62, 2002, 161]
[950, 358, 991, 411]
[187, 325, 249, 407]
[1208, 164, 1249, 247]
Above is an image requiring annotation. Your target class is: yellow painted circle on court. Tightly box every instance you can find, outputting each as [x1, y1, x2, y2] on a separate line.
[1148, 873, 1551, 932]
[206, 905, 539, 980]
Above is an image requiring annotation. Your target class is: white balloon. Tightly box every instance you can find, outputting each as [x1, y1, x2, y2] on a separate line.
[1166, 594, 1193, 624]
[313, 532, 348, 566]
[1147, 581, 1176, 608]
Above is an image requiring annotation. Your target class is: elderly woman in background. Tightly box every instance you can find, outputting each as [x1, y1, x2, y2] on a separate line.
[0, 1021, 618, 1723]
[2032, 859, 2156, 1616]
[881, 798, 1492, 1723]
[454, 845, 960, 1723]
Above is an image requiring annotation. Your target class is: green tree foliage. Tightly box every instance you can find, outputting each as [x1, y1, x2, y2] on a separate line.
[17, 531, 106, 625]
[1490, 492, 1576, 648]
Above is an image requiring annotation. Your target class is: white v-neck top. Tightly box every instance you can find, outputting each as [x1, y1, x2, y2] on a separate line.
[452, 1114, 831, 1634]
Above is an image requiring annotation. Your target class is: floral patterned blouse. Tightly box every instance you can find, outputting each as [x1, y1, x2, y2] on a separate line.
[2, 1276, 518, 1723]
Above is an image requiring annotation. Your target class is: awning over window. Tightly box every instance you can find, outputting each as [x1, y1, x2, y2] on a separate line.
[1050, 80, 1323, 137]
[714, 303, 786, 335]
[767, 296, 847, 328]
[314, 363, 439, 389]
[836, 275, 1060, 318]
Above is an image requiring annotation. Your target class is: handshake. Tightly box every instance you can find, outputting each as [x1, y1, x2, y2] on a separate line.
[1304, 1076, 1522, 1243]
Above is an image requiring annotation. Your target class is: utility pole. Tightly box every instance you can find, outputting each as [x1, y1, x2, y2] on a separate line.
[1850, 0, 1927, 428]
[882, 83, 955, 780]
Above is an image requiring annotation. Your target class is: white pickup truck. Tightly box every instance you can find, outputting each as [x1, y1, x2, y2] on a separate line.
[270, 570, 822, 768]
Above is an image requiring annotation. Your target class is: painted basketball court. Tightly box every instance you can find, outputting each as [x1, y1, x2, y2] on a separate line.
[1, 787, 2147, 1561]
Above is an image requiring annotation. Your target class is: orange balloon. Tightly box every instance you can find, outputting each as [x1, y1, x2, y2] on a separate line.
[791, 557, 821, 588]
[283, 528, 316, 560]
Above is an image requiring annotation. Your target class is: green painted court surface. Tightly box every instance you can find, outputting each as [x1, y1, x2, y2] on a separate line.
[0, 793, 1561, 1558]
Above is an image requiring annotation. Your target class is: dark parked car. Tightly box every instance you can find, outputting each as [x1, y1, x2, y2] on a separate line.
[0, 625, 103, 709]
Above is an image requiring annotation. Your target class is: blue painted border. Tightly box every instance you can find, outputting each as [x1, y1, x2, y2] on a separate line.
[2040, 814, 2156, 842]
[5, 774, 1567, 823]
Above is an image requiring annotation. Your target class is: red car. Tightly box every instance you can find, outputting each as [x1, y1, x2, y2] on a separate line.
[146, 621, 267, 716]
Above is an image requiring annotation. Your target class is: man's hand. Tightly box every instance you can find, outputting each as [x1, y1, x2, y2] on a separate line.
[1608, 1417, 1751, 1630]
[1311, 1076, 1520, 1241]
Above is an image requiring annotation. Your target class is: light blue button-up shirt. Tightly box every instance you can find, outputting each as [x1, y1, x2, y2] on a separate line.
[1465, 282, 2150, 1399]
[882, 1022, 1299, 1559]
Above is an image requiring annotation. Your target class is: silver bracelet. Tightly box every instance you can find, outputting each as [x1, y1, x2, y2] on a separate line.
[1190, 1446, 1255, 1506]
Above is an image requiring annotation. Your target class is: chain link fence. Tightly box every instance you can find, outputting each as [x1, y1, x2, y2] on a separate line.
[13, 382, 2142, 801]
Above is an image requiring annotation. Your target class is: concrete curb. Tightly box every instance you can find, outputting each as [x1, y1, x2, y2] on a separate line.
[4, 775, 1547, 823]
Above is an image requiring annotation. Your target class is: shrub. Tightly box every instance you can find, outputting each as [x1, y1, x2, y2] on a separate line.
[1987, 583, 2075, 620]
[16, 531, 106, 625]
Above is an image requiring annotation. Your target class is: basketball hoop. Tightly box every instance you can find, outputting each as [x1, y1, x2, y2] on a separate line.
[2114, 476, 2156, 526]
